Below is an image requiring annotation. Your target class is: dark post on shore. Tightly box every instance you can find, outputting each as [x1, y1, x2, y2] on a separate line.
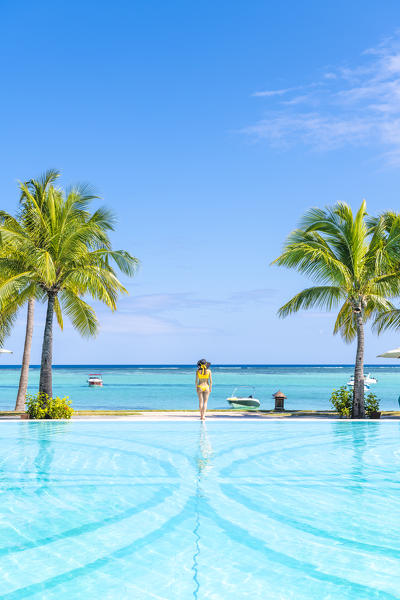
[273, 390, 287, 411]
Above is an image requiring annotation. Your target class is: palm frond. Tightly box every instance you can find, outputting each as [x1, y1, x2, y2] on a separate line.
[373, 308, 400, 334]
[333, 301, 356, 342]
[0, 304, 18, 345]
[88, 249, 139, 276]
[54, 296, 64, 330]
[273, 229, 351, 286]
[60, 290, 98, 337]
[278, 286, 344, 318]
[0, 282, 37, 344]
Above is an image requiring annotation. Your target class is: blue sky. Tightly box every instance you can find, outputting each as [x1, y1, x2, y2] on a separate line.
[2, 0, 400, 364]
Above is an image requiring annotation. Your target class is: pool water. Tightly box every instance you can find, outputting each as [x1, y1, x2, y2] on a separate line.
[0, 421, 399, 599]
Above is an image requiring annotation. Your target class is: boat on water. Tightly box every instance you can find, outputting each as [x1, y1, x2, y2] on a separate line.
[347, 373, 377, 390]
[88, 374, 103, 387]
[227, 386, 261, 410]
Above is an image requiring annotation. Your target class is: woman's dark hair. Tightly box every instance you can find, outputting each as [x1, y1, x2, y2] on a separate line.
[197, 359, 211, 368]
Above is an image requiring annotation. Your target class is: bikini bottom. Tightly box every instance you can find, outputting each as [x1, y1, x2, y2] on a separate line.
[198, 384, 209, 393]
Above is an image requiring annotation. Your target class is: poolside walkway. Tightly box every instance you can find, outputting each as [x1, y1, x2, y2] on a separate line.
[72, 410, 400, 420]
[1, 410, 400, 420]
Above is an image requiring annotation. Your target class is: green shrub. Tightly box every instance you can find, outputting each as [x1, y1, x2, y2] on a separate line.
[26, 393, 73, 419]
[330, 386, 352, 417]
[365, 392, 380, 418]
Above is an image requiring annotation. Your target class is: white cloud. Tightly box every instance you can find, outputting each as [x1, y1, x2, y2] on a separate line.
[96, 289, 276, 335]
[252, 87, 297, 98]
[245, 33, 400, 163]
[115, 289, 276, 315]
[246, 114, 374, 150]
[100, 314, 215, 336]
[228, 289, 276, 304]
[282, 95, 311, 106]
[118, 292, 224, 313]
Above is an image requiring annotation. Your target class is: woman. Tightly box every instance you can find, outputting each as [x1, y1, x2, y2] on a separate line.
[195, 359, 212, 420]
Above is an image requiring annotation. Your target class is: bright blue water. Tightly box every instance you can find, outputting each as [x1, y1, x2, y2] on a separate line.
[0, 421, 399, 599]
[1, 365, 400, 411]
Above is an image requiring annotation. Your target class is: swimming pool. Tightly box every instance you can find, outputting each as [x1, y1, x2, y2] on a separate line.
[0, 421, 399, 599]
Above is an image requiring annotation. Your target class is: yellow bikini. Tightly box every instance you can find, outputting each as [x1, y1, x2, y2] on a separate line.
[197, 367, 210, 392]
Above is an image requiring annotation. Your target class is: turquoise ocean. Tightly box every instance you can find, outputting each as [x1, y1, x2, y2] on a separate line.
[0, 365, 400, 411]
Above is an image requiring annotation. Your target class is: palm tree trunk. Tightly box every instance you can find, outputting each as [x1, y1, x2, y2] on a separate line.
[352, 311, 365, 419]
[39, 292, 56, 398]
[15, 299, 35, 412]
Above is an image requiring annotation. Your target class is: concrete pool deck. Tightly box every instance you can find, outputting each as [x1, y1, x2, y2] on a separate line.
[1, 410, 400, 420]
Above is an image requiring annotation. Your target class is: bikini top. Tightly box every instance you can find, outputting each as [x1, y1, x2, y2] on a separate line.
[197, 368, 210, 380]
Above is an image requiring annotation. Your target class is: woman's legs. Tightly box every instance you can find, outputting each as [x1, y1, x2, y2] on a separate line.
[197, 389, 204, 418]
[201, 390, 210, 420]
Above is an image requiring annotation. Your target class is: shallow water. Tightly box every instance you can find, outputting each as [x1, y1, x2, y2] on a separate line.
[0, 365, 399, 411]
[0, 421, 399, 599]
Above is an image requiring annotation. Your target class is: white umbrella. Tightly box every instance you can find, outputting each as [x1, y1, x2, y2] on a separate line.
[0, 349, 12, 354]
[377, 347, 400, 359]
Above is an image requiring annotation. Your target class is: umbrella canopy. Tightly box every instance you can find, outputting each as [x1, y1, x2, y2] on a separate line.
[377, 347, 400, 359]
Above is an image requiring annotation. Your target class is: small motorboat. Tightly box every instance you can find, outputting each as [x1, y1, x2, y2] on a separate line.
[347, 373, 377, 388]
[227, 386, 261, 410]
[88, 374, 103, 387]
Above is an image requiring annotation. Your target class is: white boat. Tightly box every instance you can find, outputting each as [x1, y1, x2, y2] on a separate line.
[227, 386, 260, 410]
[88, 374, 103, 387]
[347, 373, 377, 389]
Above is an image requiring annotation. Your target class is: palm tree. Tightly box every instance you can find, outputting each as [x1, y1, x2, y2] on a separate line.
[14, 170, 60, 410]
[0, 170, 60, 410]
[273, 201, 400, 418]
[0, 182, 138, 399]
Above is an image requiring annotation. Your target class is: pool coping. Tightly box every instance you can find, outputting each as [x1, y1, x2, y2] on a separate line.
[1, 410, 400, 421]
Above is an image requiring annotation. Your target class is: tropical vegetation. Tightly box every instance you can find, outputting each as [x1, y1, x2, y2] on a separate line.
[26, 392, 74, 419]
[329, 386, 352, 418]
[0, 169, 138, 412]
[364, 392, 381, 419]
[274, 200, 400, 418]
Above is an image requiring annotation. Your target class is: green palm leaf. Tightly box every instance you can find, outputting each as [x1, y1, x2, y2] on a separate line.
[278, 286, 344, 318]
[60, 290, 98, 337]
